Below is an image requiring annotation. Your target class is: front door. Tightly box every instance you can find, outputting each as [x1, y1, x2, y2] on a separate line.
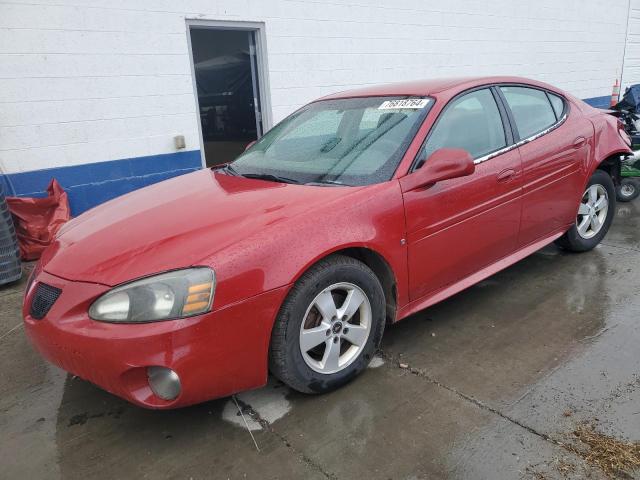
[402, 88, 523, 301]
[189, 26, 264, 167]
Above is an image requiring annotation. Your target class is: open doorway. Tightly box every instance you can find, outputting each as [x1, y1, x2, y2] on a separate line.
[188, 24, 267, 167]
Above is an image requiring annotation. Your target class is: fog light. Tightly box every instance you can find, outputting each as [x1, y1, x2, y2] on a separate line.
[147, 367, 181, 401]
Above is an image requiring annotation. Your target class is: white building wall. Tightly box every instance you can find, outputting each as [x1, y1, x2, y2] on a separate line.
[623, 0, 640, 93]
[0, 0, 633, 178]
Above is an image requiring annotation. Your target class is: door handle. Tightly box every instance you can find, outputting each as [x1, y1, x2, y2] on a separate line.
[497, 168, 516, 182]
[572, 137, 586, 149]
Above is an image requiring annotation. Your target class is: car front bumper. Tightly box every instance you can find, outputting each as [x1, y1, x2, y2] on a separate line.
[23, 270, 289, 409]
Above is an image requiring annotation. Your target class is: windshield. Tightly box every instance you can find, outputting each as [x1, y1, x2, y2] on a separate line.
[227, 96, 433, 186]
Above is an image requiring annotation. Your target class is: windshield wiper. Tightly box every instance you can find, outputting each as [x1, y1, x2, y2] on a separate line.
[222, 165, 343, 186]
[242, 173, 302, 184]
[306, 179, 352, 187]
[220, 164, 301, 184]
[220, 163, 241, 176]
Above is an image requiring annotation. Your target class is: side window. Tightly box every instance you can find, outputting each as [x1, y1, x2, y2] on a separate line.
[420, 88, 506, 163]
[547, 92, 565, 119]
[500, 86, 557, 139]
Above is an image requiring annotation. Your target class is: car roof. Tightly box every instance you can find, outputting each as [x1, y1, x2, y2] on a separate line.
[317, 76, 561, 101]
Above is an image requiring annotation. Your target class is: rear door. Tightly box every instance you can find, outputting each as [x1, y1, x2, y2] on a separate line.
[402, 87, 523, 301]
[497, 85, 591, 246]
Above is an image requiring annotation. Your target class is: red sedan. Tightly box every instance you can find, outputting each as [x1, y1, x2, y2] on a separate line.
[23, 77, 630, 408]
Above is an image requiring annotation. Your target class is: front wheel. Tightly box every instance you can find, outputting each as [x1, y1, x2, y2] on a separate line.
[269, 255, 385, 394]
[616, 178, 640, 202]
[555, 169, 616, 252]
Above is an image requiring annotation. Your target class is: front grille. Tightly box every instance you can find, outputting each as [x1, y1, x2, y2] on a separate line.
[30, 282, 62, 319]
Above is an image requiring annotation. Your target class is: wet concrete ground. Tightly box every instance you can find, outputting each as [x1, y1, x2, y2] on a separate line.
[1, 201, 639, 479]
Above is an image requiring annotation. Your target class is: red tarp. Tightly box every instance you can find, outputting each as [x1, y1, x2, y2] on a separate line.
[6, 179, 70, 260]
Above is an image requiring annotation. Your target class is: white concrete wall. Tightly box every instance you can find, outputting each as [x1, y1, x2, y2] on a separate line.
[0, 0, 633, 175]
[623, 0, 640, 93]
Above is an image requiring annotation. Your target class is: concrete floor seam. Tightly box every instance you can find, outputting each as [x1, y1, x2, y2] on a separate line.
[0, 323, 23, 342]
[377, 350, 564, 448]
[233, 396, 340, 480]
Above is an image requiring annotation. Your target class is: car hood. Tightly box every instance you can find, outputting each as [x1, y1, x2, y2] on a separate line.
[41, 169, 364, 286]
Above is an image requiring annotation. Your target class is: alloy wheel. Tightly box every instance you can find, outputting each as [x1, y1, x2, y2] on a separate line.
[299, 282, 372, 374]
[576, 184, 609, 239]
[620, 182, 636, 198]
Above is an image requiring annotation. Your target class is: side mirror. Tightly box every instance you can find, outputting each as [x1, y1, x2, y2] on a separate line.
[400, 148, 475, 192]
[245, 140, 257, 151]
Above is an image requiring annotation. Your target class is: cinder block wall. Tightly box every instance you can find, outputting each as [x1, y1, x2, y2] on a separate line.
[623, 0, 640, 95]
[0, 0, 635, 214]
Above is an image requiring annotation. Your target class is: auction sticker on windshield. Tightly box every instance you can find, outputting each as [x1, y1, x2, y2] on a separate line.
[378, 98, 431, 109]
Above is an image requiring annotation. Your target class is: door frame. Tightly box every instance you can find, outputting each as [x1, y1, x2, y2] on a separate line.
[185, 19, 273, 168]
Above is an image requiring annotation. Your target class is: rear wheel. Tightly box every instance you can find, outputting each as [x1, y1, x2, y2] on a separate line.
[269, 255, 385, 394]
[555, 169, 616, 252]
[616, 178, 640, 202]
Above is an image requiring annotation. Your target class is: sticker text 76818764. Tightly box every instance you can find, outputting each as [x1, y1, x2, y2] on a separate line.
[378, 98, 431, 110]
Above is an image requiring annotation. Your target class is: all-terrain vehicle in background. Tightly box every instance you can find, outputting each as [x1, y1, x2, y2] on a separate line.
[618, 155, 640, 201]
[612, 84, 640, 201]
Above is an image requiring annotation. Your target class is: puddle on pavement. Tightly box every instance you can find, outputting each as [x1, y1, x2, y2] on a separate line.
[380, 241, 611, 408]
[445, 236, 640, 480]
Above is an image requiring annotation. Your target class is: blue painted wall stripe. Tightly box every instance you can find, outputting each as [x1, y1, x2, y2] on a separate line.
[582, 95, 611, 108]
[1, 150, 202, 216]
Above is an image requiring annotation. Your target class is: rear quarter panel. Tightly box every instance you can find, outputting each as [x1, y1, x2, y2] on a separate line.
[590, 113, 630, 171]
[571, 97, 631, 177]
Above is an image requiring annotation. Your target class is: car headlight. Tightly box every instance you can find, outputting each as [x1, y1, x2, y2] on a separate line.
[89, 268, 215, 323]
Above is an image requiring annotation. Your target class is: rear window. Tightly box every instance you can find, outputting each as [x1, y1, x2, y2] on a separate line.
[500, 86, 557, 139]
[548, 92, 566, 118]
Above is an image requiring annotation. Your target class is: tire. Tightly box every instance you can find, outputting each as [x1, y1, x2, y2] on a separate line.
[616, 178, 640, 202]
[269, 254, 385, 394]
[555, 169, 616, 252]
